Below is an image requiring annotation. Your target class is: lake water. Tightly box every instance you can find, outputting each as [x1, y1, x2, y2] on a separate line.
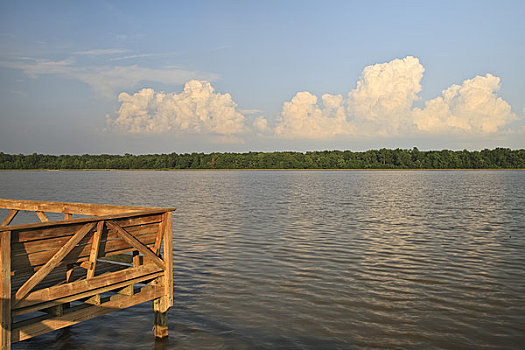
[2, 170, 524, 349]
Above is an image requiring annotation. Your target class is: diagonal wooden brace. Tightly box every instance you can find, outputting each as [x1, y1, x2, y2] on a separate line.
[35, 211, 49, 223]
[86, 221, 104, 279]
[14, 222, 96, 306]
[1, 209, 18, 227]
[106, 221, 165, 270]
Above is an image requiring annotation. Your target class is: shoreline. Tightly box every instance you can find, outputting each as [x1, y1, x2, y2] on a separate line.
[1, 168, 524, 172]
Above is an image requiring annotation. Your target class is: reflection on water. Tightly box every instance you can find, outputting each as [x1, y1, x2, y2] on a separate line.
[1, 170, 524, 349]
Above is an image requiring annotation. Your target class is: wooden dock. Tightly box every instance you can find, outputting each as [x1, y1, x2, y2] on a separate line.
[0, 198, 175, 349]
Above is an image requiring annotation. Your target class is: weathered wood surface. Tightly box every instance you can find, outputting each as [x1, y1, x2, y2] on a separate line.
[16, 263, 163, 309]
[11, 262, 132, 316]
[11, 220, 160, 272]
[0, 198, 172, 217]
[106, 221, 165, 269]
[1, 210, 18, 227]
[1, 208, 172, 233]
[35, 211, 49, 223]
[10, 261, 123, 295]
[11, 284, 164, 343]
[11, 214, 161, 242]
[0, 199, 175, 347]
[164, 212, 174, 308]
[154, 211, 174, 339]
[14, 222, 97, 305]
[1, 230, 12, 350]
[86, 221, 104, 279]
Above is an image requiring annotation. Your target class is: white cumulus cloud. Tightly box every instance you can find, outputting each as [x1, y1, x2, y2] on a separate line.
[109, 80, 247, 142]
[273, 56, 515, 139]
[274, 92, 352, 139]
[253, 116, 271, 134]
[347, 56, 424, 133]
[413, 74, 515, 134]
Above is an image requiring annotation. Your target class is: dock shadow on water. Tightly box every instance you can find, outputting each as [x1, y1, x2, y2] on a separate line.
[2, 170, 525, 349]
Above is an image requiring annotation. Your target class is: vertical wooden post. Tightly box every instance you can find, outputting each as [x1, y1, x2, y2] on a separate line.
[65, 264, 75, 283]
[1, 230, 12, 350]
[132, 250, 141, 267]
[153, 298, 168, 338]
[164, 212, 173, 310]
[153, 211, 173, 339]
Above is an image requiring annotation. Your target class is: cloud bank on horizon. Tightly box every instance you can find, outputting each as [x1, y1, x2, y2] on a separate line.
[108, 56, 517, 142]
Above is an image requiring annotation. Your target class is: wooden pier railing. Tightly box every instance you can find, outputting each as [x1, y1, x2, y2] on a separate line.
[0, 199, 175, 349]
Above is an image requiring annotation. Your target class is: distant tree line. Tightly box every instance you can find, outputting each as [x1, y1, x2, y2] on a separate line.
[0, 148, 524, 170]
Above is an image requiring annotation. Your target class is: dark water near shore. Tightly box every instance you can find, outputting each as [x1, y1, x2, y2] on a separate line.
[2, 170, 524, 349]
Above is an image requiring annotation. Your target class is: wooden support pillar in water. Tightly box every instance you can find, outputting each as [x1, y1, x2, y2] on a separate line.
[153, 212, 173, 339]
[153, 297, 169, 338]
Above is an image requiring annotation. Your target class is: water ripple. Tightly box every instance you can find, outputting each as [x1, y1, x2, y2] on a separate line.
[2, 170, 524, 349]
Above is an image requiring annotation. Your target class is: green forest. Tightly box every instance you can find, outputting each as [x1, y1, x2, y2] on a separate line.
[0, 148, 524, 170]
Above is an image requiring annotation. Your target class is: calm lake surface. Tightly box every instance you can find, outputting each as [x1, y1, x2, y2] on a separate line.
[2, 170, 524, 349]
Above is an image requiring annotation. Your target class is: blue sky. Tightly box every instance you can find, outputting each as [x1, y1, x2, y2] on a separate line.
[1, 0, 524, 154]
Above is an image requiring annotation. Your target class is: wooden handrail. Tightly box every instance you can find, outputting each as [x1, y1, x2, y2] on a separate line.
[0, 207, 176, 232]
[0, 198, 170, 217]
